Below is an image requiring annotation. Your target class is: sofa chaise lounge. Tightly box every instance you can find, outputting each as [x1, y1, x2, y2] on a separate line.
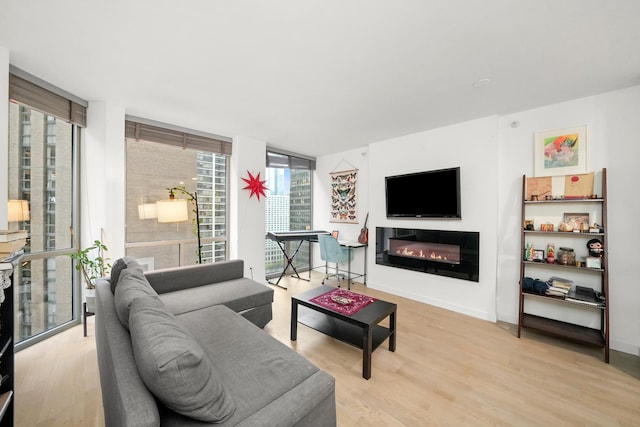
[94, 257, 336, 426]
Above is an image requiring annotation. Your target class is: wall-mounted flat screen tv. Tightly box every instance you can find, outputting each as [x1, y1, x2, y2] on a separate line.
[385, 167, 461, 218]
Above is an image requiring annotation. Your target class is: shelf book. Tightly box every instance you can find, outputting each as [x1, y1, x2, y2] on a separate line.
[0, 230, 28, 243]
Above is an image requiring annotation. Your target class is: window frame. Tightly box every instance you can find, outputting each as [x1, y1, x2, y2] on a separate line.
[8, 67, 85, 351]
[123, 118, 231, 268]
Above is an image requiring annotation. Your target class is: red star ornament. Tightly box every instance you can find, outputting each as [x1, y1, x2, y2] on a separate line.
[242, 171, 268, 201]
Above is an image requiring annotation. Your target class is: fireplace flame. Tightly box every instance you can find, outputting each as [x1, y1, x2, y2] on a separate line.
[396, 247, 448, 261]
[392, 240, 460, 264]
[396, 248, 449, 261]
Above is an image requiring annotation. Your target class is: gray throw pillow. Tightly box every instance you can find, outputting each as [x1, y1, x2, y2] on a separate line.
[113, 260, 157, 329]
[129, 296, 235, 423]
[109, 256, 138, 294]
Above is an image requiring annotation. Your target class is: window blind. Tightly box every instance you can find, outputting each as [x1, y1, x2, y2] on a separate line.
[266, 150, 316, 170]
[9, 73, 87, 127]
[125, 119, 232, 156]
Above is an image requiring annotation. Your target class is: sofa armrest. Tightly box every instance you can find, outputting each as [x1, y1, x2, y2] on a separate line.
[95, 279, 160, 427]
[144, 259, 245, 294]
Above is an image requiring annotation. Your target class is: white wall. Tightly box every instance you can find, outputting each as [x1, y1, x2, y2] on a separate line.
[318, 85, 639, 355]
[497, 85, 640, 355]
[230, 136, 267, 284]
[314, 147, 370, 280]
[366, 116, 500, 322]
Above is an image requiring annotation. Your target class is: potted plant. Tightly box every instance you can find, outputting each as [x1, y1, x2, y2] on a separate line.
[70, 239, 111, 289]
[69, 235, 111, 316]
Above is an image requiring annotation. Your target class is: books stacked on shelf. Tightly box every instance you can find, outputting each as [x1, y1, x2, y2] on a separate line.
[0, 230, 28, 242]
[566, 285, 604, 307]
[545, 276, 573, 297]
[0, 230, 28, 261]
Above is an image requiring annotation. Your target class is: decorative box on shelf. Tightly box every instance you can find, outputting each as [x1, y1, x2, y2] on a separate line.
[586, 256, 602, 269]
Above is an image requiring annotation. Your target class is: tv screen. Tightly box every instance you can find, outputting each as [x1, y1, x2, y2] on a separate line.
[385, 167, 461, 218]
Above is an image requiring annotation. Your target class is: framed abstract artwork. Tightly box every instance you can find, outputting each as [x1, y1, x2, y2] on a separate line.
[534, 125, 587, 177]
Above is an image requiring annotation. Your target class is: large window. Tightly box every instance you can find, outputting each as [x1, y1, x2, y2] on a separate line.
[124, 119, 230, 269]
[8, 103, 78, 344]
[265, 151, 315, 277]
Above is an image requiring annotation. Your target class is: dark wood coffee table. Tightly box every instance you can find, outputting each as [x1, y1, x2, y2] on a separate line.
[291, 285, 397, 379]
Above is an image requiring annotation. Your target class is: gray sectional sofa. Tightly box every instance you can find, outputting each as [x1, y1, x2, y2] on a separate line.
[95, 257, 336, 426]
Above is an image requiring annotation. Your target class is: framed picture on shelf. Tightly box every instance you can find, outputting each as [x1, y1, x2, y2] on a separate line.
[534, 125, 587, 177]
[532, 249, 545, 262]
[563, 212, 589, 230]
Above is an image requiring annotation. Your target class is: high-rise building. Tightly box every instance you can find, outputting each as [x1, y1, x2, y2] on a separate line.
[212, 154, 228, 261]
[290, 170, 312, 231]
[195, 152, 227, 263]
[265, 194, 290, 275]
[289, 170, 312, 270]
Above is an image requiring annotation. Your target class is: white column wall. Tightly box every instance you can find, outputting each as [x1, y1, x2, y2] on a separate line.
[83, 101, 126, 261]
[229, 136, 267, 283]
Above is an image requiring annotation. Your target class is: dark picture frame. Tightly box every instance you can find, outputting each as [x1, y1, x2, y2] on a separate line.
[532, 249, 545, 261]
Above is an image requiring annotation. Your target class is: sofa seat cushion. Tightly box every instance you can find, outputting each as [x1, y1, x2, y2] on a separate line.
[158, 278, 273, 316]
[129, 295, 236, 423]
[173, 305, 321, 425]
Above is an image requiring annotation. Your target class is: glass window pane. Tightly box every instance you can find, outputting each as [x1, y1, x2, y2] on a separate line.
[8, 103, 76, 344]
[265, 168, 313, 277]
[14, 255, 74, 340]
[125, 139, 228, 269]
[8, 105, 74, 251]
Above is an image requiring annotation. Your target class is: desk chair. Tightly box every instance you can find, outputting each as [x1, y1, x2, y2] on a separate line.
[318, 234, 352, 287]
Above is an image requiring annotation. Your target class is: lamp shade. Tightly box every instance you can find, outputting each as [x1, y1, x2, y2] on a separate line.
[8, 199, 30, 222]
[156, 199, 188, 223]
[138, 203, 158, 220]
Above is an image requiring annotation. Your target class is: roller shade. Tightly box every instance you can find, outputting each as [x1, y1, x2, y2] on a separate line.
[125, 119, 232, 155]
[9, 73, 87, 127]
[266, 150, 316, 170]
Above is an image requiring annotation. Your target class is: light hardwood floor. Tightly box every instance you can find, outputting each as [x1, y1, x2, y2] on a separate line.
[15, 272, 640, 426]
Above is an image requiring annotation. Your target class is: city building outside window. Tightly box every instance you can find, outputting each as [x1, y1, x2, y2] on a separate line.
[8, 103, 77, 345]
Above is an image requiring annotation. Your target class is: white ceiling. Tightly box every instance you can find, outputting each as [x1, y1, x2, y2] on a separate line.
[1, 1, 639, 157]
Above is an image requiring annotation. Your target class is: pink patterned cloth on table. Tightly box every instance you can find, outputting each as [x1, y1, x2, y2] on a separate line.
[309, 288, 376, 316]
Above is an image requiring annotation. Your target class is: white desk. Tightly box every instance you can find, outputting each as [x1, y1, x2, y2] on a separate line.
[338, 240, 368, 290]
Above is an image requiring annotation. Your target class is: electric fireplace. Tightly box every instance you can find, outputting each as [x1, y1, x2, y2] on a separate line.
[376, 227, 479, 282]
